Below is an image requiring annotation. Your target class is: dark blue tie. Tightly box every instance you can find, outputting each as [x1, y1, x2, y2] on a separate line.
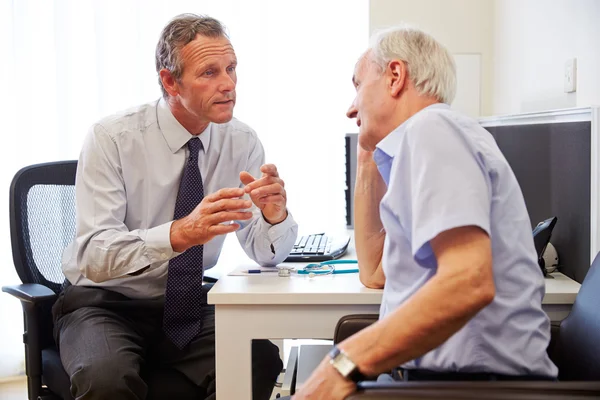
[163, 137, 204, 349]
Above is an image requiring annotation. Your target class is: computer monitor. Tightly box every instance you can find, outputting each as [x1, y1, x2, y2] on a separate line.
[345, 133, 358, 228]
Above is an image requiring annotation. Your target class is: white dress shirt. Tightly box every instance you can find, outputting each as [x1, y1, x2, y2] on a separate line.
[62, 98, 298, 299]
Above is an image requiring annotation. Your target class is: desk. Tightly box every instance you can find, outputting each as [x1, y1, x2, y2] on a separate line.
[208, 237, 581, 400]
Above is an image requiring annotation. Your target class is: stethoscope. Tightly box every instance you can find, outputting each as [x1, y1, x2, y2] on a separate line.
[278, 259, 359, 277]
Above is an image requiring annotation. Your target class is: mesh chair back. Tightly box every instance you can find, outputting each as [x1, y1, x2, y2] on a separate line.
[10, 161, 77, 294]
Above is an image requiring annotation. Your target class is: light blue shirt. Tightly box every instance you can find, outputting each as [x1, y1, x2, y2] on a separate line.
[374, 103, 557, 377]
[62, 99, 298, 299]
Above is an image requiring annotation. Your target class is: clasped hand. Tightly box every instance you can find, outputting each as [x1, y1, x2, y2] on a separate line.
[170, 164, 287, 252]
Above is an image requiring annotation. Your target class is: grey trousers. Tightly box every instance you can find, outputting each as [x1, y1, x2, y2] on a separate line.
[52, 284, 282, 400]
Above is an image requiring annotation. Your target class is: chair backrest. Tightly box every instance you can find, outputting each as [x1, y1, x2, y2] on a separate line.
[557, 251, 600, 380]
[334, 314, 379, 344]
[10, 161, 77, 294]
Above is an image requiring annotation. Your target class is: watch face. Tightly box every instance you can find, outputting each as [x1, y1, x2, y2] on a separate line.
[332, 352, 356, 377]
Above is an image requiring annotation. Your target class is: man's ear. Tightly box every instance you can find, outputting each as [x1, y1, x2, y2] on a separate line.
[159, 69, 179, 97]
[387, 60, 407, 97]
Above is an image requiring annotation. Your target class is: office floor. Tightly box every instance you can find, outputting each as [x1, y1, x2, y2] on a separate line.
[0, 376, 26, 400]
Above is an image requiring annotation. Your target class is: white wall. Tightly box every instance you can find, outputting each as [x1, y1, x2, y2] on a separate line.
[492, 0, 600, 115]
[369, 0, 495, 116]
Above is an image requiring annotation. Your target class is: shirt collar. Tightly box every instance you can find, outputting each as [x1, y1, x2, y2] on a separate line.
[156, 97, 212, 153]
[374, 102, 449, 161]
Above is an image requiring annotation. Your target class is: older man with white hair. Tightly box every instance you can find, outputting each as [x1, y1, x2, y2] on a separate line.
[292, 26, 557, 400]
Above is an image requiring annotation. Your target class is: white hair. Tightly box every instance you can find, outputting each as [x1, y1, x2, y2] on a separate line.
[367, 25, 457, 105]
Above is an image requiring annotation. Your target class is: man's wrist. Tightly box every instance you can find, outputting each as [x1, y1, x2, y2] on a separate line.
[263, 209, 287, 225]
[170, 218, 192, 252]
[328, 345, 369, 383]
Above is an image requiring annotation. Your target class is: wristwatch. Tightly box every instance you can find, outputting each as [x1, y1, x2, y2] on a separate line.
[328, 345, 368, 383]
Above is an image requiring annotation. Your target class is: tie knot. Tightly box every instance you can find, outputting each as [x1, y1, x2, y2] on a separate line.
[188, 137, 201, 160]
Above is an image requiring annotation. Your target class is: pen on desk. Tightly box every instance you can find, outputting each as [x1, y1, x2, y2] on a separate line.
[246, 269, 279, 274]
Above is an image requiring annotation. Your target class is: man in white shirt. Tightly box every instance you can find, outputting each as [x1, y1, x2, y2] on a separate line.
[52, 14, 298, 400]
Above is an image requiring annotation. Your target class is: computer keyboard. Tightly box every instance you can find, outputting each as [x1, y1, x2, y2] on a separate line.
[285, 233, 350, 262]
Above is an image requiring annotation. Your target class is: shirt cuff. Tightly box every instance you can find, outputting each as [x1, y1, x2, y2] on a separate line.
[263, 210, 297, 242]
[143, 221, 177, 263]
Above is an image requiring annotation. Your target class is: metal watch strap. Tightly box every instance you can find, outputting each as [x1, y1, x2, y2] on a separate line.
[328, 345, 368, 383]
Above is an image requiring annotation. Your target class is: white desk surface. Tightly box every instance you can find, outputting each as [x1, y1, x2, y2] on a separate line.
[209, 270, 580, 306]
[543, 271, 581, 304]
[208, 242, 381, 304]
[208, 234, 581, 306]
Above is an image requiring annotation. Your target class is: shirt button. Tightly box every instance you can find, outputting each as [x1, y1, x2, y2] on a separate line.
[161, 253, 168, 260]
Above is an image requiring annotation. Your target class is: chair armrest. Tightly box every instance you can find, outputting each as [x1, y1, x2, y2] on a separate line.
[2, 283, 57, 304]
[348, 381, 600, 399]
[334, 314, 379, 344]
[2, 283, 58, 399]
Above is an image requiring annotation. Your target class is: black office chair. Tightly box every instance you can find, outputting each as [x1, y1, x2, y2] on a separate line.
[2, 161, 203, 400]
[335, 251, 600, 398]
[551, 250, 600, 380]
[348, 381, 600, 399]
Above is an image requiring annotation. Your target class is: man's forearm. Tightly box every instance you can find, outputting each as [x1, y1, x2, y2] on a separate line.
[354, 158, 387, 288]
[339, 262, 494, 376]
[78, 222, 174, 282]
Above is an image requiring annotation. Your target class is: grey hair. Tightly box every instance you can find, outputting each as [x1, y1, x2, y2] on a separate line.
[367, 25, 456, 104]
[155, 13, 229, 98]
